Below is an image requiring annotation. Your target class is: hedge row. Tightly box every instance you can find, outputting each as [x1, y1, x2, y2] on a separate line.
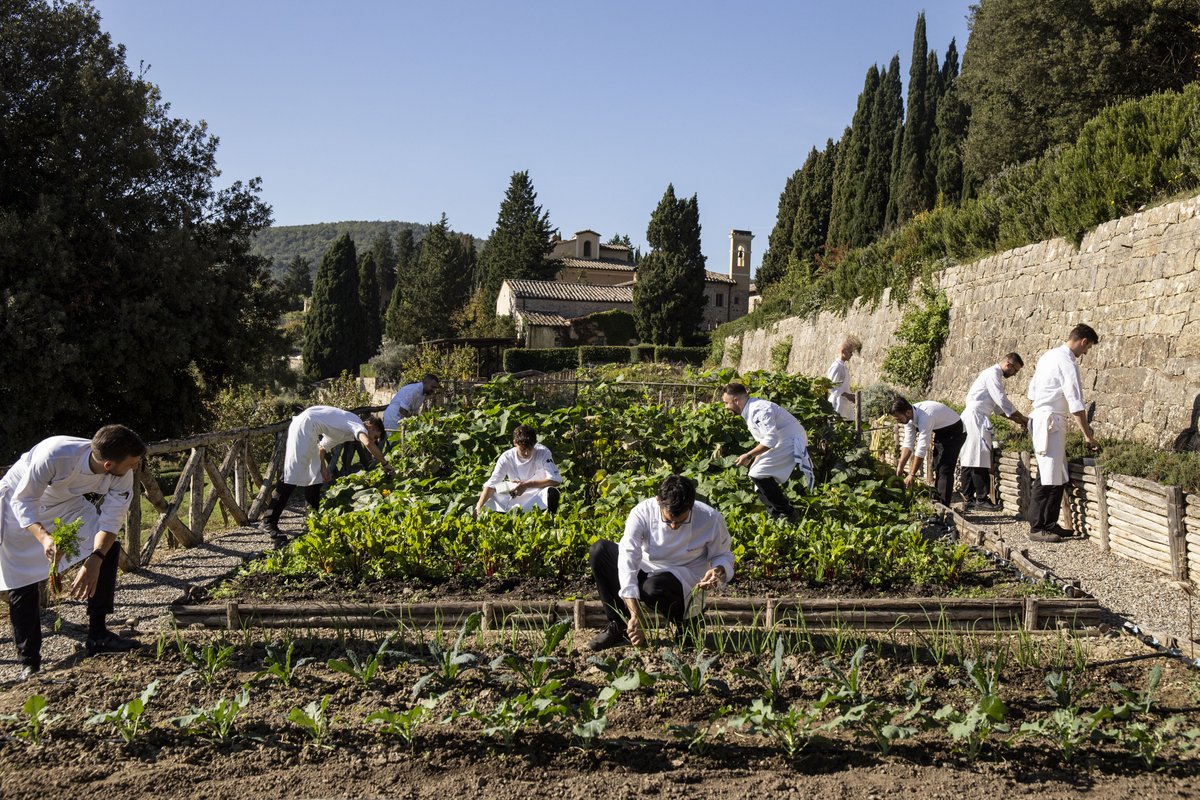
[502, 346, 708, 372]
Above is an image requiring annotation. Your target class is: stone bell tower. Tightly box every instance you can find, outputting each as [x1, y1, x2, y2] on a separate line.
[728, 229, 752, 319]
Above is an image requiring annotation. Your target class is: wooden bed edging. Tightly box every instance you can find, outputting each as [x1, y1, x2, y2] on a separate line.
[169, 595, 1101, 633]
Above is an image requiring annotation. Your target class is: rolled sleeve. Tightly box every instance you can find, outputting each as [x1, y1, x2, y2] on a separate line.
[913, 420, 933, 459]
[900, 421, 917, 453]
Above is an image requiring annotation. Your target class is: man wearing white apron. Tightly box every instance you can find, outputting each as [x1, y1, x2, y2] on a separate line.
[891, 397, 965, 507]
[262, 406, 392, 542]
[960, 353, 1029, 510]
[383, 374, 439, 436]
[474, 425, 562, 516]
[1027, 324, 1101, 543]
[826, 336, 862, 422]
[586, 475, 733, 651]
[0, 425, 146, 680]
[721, 382, 815, 521]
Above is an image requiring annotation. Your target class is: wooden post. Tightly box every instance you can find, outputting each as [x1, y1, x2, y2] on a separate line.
[1061, 482, 1075, 535]
[854, 390, 862, 433]
[233, 439, 248, 508]
[1093, 463, 1111, 552]
[189, 446, 206, 541]
[123, 478, 143, 572]
[1167, 485, 1188, 582]
[1024, 597, 1040, 632]
[1018, 452, 1032, 522]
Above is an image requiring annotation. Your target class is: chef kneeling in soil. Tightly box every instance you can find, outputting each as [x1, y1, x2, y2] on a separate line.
[0, 424, 147, 681]
[473, 425, 562, 516]
[586, 475, 734, 651]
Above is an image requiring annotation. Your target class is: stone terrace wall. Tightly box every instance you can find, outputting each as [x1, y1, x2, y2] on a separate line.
[729, 194, 1200, 448]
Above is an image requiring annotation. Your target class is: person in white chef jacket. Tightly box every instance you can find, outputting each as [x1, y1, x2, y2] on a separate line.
[382, 374, 440, 437]
[826, 336, 862, 422]
[960, 353, 1029, 510]
[0, 425, 147, 680]
[585, 475, 733, 651]
[1026, 324, 1101, 543]
[473, 425, 562, 516]
[261, 406, 392, 542]
[721, 382, 814, 521]
[890, 397, 965, 507]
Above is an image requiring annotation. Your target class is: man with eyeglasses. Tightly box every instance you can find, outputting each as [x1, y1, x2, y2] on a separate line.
[585, 475, 734, 651]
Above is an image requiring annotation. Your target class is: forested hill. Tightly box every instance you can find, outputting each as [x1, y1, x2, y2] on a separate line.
[252, 221, 429, 276]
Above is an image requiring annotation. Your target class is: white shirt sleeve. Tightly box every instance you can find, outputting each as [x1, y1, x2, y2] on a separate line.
[706, 511, 735, 584]
[985, 368, 1016, 417]
[97, 471, 136, 534]
[749, 402, 781, 448]
[1060, 357, 1086, 414]
[9, 451, 57, 529]
[617, 503, 650, 600]
[485, 449, 513, 489]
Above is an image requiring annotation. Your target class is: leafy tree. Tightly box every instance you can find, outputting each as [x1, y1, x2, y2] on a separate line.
[358, 251, 382, 361]
[959, 0, 1200, 183]
[281, 255, 313, 303]
[303, 234, 363, 379]
[390, 214, 473, 344]
[477, 170, 556, 310]
[606, 232, 639, 264]
[632, 185, 707, 344]
[0, 0, 288, 455]
[828, 66, 879, 248]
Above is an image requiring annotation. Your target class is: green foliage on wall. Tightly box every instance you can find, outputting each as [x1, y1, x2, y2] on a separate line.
[502, 348, 580, 373]
[881, 285, 950, 390]
[769, 339, 793, 373]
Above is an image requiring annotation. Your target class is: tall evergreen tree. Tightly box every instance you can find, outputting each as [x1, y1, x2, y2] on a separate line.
[632, 185, 707, 344]
[357, 251, 382, 360]
[384, 228, 417, 342]
[757, 164, 806, 290]
[282, 254, 312, 300]
[789, 138, 839, 277]
[893, 13, 934, 224]
[933, 40, 968, 203]
[370, 231, 397, 311]
[827, 67, 880, 248]
[477, 170, 556, 309]
[391, 215, 472, 344]
[303, 233, 363, 380]
[861, 55, 904, 239]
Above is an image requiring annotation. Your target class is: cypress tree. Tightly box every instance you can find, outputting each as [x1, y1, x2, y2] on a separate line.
[391, 215, 472, 344]
[828, 67, 880, 248]
[893, 13, 932, 224]
[934, 40, 968, 203]
[358, 251, 382, 360]
[303, 233, 363, 380]
[789, 138, 839, 280]
[477, 170, 555, 311]
[384, 228, 417, 342]
[371, 231, 397, 311]
[861, 55, 904, 239]
[757, 164, 807, 291]
[921, 48, 944, 205]
[632, 184, 707, 344]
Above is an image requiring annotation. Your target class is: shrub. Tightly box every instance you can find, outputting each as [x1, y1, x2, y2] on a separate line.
[578, 346, 632, 366]
[881, 286, 950, 391]
[769, 339, 792, 373]
[576, 309, 638, 346]
[654, 346, 707, 365]
[631, 344, 656, 363]
[503, 348, 580, 373]
[859, 382, 901, 421]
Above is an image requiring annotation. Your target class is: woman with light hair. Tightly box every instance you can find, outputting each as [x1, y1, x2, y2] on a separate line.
[826, 335, 862, 422]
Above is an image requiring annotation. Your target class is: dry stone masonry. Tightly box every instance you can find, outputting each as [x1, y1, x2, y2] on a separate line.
[728, 194, 1200, 448]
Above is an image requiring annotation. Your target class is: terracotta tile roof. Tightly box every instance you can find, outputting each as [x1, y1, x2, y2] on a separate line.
[555, 257, 636, 272]
[705, 270, 736, 285]
[516, 310, 571, 327]
[506, 279, 633, 303]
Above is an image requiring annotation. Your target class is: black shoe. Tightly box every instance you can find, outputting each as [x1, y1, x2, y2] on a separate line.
[86, 631, 142, 656]
[586, 622, 628, 652]
[1028, 529, 1065, 543]
[1048, 524, 1075, 538]
[18, 664, 40, 682]
[971, 500, 1002, 513]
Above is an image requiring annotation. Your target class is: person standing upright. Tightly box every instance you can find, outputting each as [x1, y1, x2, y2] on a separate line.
[826, 335, 862, 422]
[1026, 324, 1101, 543]
[960, 353, 1029, 510]
[721, 382, 814, 521]
[890, 397, 965, 507]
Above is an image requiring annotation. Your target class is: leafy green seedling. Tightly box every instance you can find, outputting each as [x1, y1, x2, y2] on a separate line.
[329, 634, 394, 687]
[171, 686, 252, 744]
[366, 694, 442, 748]
[659, 648, 726, 696]
[257, 639, 314, 687]
[86, 681, 158, 744]
[288, 695, 333, 748]
[0, 695, 59, 745]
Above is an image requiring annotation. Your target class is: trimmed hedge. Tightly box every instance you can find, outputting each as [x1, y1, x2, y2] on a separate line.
[502, 347, 580, 373]
[654, 346, 707, 365]
[578, 345, 632, 366]
[631, 344, 656, 363]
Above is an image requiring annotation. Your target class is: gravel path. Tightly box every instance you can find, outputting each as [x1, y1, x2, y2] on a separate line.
[5, 501, 1198, 684]
[961, 505, 1200, 659]
[0, 507, 307, 684]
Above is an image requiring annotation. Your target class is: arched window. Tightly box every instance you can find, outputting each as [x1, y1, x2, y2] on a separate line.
[583, 240, 592, 258]
[737, 247, 745, 268]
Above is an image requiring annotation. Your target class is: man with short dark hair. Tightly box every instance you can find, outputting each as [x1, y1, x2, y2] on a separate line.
[586, 475, 733, 651]
[890, 397, 965, 507]
[960, 353, 1029, 511]
[0, 425, 147, 679]
[383, 374, 440, 434]
[474, 424, 562, 516]
[1026, 324, 1101, 543]
[262, 407, 392, 543]
[721, 382, 814, 521]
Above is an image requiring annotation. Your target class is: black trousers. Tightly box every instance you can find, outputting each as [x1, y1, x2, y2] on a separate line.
[960, 466, 991, 502]
[265, 482, 322, 526]
[1029, 481, 1066, 532]
[8, 544, 121, 667]
[931, 421, 966, 506]
[751, 476, 794, 520]
[588, 540, 685, 626]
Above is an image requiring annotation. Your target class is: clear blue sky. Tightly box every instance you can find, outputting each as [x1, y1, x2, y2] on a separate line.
[91, 1, 972, 274]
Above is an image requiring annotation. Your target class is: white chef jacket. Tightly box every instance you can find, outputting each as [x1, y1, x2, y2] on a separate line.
[960, 365, 1017, 469]
[0, 437, 134, 590]
[1027, 344, 1084, 486]
[481, 443, 562, 513]
[900, 401, 961, 459]
[618, 498, 734, 617]
[383, 382, 425, 431]
[826, 358, 854, 421]
[283, 406, 367, 486]
[741, 397, 815, 488]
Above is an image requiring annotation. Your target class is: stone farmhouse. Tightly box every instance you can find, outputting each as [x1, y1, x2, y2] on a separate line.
[495, 229, 755, 348]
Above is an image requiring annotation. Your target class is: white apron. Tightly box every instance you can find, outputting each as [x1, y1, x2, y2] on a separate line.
[959, 402, 993, 469]
[484, 485, 552, 513]
[1031, 405, 1069, 486]
[748, 431, 815, 490]
[282, 407, 365, 486]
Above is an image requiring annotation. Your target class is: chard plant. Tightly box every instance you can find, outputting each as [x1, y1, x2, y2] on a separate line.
[288, 695, 333, 749]
[171, 686, 252, 744]
[659, 648, 727, 696]
[257, 639, 314, 687]
[329, 634, 394, 687]
[0, 695, 59, 745]
[366, 694, 443, 748]
[86, 680, 158, 744]
[728, 698, 821, 760]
